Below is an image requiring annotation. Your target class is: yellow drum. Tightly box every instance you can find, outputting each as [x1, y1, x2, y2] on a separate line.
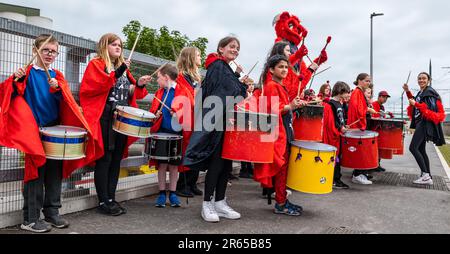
[39, 125, 88, 160]
[287, 141, 337, 195]
[113, 106, 155, 138]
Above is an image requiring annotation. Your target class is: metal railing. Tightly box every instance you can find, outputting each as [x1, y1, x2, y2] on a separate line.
[0, 17, 173, 217]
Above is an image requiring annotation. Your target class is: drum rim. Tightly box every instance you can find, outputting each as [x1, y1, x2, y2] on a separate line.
[150, 133, 183, 140]
[116, 105, 156, 119]
[290, 141, 337, 152]
[370, 118, 405, 123]
[147, 155, 182, 160]
[112, 126, 152, 138]
[39, 125, 87, 137]
[44, 154, 86, 160]
[343, 130, 379, 139]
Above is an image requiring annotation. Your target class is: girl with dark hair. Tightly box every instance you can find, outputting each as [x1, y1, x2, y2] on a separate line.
[183, 36, 247, 223]
[403, 72, 446, 185]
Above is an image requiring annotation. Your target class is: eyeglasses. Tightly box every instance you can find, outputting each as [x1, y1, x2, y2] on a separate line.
[41, 49, 60, 57]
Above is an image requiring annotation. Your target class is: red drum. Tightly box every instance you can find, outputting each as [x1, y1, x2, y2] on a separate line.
[293, 105, 323, 142]
[393, 135, 405, 155]
[370, 118, 405, 150]
[379, 149, 394, 160]
[222, 110, 278, 163]
[341, 130, 379, 170]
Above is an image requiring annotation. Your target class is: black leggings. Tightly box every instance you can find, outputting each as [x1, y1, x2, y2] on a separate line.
[203, 138, 232, 202]
[409, 123, 431, 176]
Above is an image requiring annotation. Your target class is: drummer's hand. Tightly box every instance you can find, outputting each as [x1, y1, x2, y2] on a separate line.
[368, 107, 377, 114]
[290, 97, 301, 109]
[402, 83, 409, 92]
[170, 110, 176, 116]
[235, 64, 244, 74]
[155, 110, 162, 119]
[341, 127, 348, 133]
[240, 75, 249, 84]
[408, 99, 416, 106]
[138, 75, 152, 87]
[48, 78, 59, 88]
[124, 60, 131, 69]
[14, 67, 26, 80]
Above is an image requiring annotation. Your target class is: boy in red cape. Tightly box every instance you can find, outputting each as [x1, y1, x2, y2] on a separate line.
[254, 54, 304, 216]
[0, 34, 96, 233]
[322, 81, 351, 189]
[148, 64, 193, 208]
[79, 33, 149, 216]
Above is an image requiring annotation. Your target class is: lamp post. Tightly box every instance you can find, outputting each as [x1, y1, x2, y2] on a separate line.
[370, 12, 384, 85]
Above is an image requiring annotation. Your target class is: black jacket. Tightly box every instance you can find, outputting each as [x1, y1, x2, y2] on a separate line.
[183, 59, 247, 169]
[410, 86, 446, 146]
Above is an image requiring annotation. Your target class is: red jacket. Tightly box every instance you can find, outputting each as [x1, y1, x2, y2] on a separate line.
[347, 87, 367, 129]
[79, 58, 148, 163]
[253, 80, 290, 188]
[0, 65, 96, 183]
[405, 90, 446, 125]
[148, 80, 194, 172]
[322, 102, 343, 156]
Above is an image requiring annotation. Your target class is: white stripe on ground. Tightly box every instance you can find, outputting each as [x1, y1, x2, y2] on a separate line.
[434, 145, 450, 181]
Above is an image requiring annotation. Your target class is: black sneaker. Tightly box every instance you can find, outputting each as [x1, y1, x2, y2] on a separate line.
[333, 180, 350, 189]
[375, 166, 386, 172]
[366, 174, 374, 180]
[190, 186, 203, 196]
[96, 202, 122, 216]
[239, 172, 253, 179]
[112, 201, 127, 214]
[20, 220, 52, 233]
[45, 215, 70, 229]
[176, 189, 194, 198]
[229, 174, 239, 181]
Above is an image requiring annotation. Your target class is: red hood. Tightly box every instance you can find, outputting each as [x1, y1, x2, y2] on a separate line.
[205, 53, 227, 69]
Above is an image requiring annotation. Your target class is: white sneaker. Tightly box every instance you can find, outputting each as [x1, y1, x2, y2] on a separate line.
[214, 199, 241, 220]
[413, 173, 433, 185]
[201, 201, 220, 223]
[271, 190, 292, 199]
[352, 174, 373, 185]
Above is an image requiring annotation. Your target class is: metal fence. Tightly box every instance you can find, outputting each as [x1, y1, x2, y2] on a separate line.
[0, 17, 173, 217]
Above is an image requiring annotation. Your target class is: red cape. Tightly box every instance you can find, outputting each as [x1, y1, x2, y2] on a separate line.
[347, 87, 367, 129]
[79, 58, 148, 163]
[0, 65, 97, 183]
[322, 102, 342, 156]
[253, 80, 290, 188]
[149, 78, 194, 172]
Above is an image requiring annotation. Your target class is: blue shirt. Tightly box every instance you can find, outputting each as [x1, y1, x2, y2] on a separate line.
[24, 66, 62, 127]
[160, 86, 176, 132]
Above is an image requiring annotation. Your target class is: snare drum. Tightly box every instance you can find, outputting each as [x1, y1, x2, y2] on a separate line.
[145, 133, 183, 161]
[287, 141, 337, 195]
[341, 130, 379, 170]
[222, 110, 278, 163]
[113, 106, 155, 138]
[293, 105, 324, 142]
[39, 125, 87, 160]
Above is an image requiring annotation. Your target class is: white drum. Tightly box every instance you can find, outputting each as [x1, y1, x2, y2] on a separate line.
[39, 125, 88, 160]
[113, 106, 155, 138]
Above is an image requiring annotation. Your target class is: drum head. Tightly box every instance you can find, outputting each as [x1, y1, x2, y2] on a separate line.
[370, 118, 405, 127]
[294, 105, 324, 116]
[150, 132, 182, 140]
[116, 106, 155, 119]
[40, 125, 87, 137]
[344, 130, 379, 139]
[291, 141, 337, 152]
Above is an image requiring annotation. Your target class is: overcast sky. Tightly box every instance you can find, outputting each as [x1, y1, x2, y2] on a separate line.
[3, 0, 450, 108]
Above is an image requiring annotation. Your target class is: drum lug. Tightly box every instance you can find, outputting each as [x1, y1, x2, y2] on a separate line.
[295, 153, 302, 162]
[314, 156, 323, 163]
[328, 156, 335, 165]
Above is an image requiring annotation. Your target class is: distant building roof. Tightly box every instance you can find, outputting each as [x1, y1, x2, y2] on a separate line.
[0, 3, 40, 16]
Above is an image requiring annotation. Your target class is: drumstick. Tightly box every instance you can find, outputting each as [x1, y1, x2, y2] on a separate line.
[347, 119, 361, 128]
[14, 34, 53, 82]
[149, 63, 168, 78]
[33, 45, 52, 80]
[127, 30, 142, 61]
[308, 36, 332, 90]
[246, 61, 259, 77]
[153, 95, 171, 111]
[311, 66, 332, 78]
[406, 70, 412, 84]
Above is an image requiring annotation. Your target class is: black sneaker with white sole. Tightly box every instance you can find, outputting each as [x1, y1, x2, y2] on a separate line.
[20, 220, 52, 233]
[45, 215, 70, 229]
[333, 179, 350, 189]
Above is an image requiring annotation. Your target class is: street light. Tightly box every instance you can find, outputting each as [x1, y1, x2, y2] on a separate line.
[370, 12, 384, 85]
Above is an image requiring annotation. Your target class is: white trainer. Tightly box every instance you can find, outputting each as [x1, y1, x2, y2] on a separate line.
[352, 174, 373, 185]
[413, 173, 433, 185]
[214, 199, 241, 220]
[201, 201, 220, 223]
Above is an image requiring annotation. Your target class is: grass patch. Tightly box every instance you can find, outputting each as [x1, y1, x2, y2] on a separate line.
[439, 144, 450, 167]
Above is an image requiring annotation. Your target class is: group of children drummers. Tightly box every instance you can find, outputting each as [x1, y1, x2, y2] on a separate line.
[0, 31, 446, 232]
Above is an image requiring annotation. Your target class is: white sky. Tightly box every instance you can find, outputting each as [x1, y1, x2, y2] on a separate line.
[3, 0, 450, 108]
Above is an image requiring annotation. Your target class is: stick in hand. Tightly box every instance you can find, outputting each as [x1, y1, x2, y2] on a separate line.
[33, 45, 52, 80]
[153, 95, 171, 111]
[127, 30, 142, 61]
[347, 119, 361, 128]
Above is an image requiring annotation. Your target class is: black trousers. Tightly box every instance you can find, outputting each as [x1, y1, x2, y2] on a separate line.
[409, 122, 431, 176]
[203, 137, 232, 202]
[177, 170, 200, 191]
[95, 103, 127, 204]
[240, 162, 254, 175]
[23, 159, 63, 222]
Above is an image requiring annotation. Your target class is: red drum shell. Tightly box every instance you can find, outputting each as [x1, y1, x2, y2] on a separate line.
[379, 149, 394, 160]
[293, 105, 323, 142]
[341, 130, 379, 170]
[370, 118, 404, 150]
